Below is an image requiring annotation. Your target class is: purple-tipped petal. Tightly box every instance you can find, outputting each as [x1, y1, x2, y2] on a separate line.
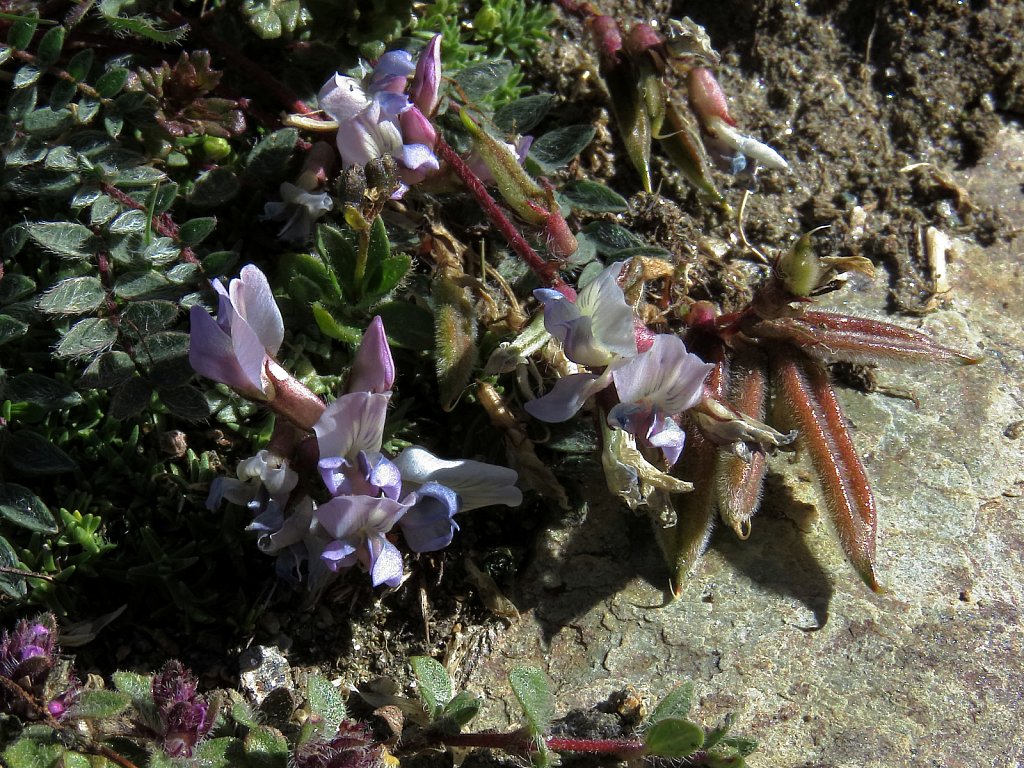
[574, 262, 637, 361]
[411, 34, 442, 116]
[314, 391, 389, 461]
[371, 50, 416, 92]
[399, 106, 438, 148]
[399, 482, 460, 552]
[369, 538, 404, 587]
[648, 414, 686, 466]
[524, 372, 605, 423]
[348, 316, 395, 394]
[189, 305, 266, 396]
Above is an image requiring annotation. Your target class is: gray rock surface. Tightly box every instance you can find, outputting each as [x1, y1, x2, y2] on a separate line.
[459, 128, 1024, 768]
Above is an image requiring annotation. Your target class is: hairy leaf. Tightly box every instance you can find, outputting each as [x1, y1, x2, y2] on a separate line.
[411, 656, 453, 719]
[509, 666, 553, 736]
[0, 483, 58, 534]
[38, 276, 106, 314]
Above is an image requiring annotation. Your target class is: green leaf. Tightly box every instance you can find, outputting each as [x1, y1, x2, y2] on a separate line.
[157, 385, 210, 421]
[7, 17, 38, 49]
[560, 180, 629, 213]
[179, 217, 217, 246]
[98, 1, 187, 43]
[411, 656, 453, 719]
[79, 351, 135, 388]
[439, 690, 482, 730]
[247, 128, 298, 182]
[108, 209, 147, 235]
[305, 672, 346, 737]
[112, 670, 153, 699]
[150, 182, 179, 214]
[55, 317, 117, 358]
[508, 666, 553, 736]
[6, 373, 82, 410]
[228, 690, 260, 728]
[189, 167, 240, 207]
[720, 736, 758, 757]
[90, 195, 120, 226]
[311, 303, 361, 344]
[193, 737, 236, 767]
[66, 48, 94, 81]
[579, 220, 645, 254]
[248, 8, 283, 39]
[0, 315, 27, 345]
[68, 689, 132, 719]
[0, 483, 58, 533]
[0, 271, 34, 303]
[95, 67, 130, 98]
[121, 300, 178, 335]
[244, 725, 288, 766]
[24, 107, 74, 137]
[113, 164, 167, 186]
[375, 301, 434, 351]
[28, 221, 94, 259]
[315, 223, 358, 300]
[494, 94, 555, 134]
[0, 536, 28, 598]
[455, 61, 514, 102]
[113, 270, 173, 300]
[648, 682, 695, 724]
[13, 64, 42, 89]
[36, 24, 65, 66]
[529, 125, 596, 170]
[5, 430, 78, 474]
[49, 79, 78, 110]
[367, 254, 411, 300]
[644, 717, 704, 758]
[37, 276, 106, 314]
[111, 376, 153, 419]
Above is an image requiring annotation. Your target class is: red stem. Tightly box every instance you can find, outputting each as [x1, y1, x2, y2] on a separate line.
[100, 184, 199, 265]
[434, 136, 573, 297]
[432, 730, 646, 759]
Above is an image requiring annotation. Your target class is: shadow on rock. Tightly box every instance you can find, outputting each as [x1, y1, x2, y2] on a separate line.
[712, 471, 834, 629]
[512, 484, 669, 644]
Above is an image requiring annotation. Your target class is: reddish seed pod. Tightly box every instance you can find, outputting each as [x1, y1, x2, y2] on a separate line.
[688, 67, 736, 126]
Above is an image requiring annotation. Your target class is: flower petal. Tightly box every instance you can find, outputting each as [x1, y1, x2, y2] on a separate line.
[319, 74, 369, 124]
[230, 265, 284, 356]
[399, 482, 460, 552]
[314, 391, 389, 461]
[410, 34, 442, 115]
[611, 334, 712, 414]
[348, 316, 395, 394]
[393, 447, 522, 511]
[524, 371, 606, 423]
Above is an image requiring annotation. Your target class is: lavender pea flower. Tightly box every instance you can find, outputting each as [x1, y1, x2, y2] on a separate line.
[607, 334, 713, 466]
[525, 261, 639, 423]
[319, 35, 443, 191]
[316, 495, 409, 587]
[189, 265, 284, 400]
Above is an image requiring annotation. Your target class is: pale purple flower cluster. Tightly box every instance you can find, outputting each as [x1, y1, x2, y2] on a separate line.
[319, 35, 442, 194]
[525, 261, 713, 466]
[192, 265, 522, 590]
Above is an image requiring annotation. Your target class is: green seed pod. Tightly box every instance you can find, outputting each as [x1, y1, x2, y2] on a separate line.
[777, 231, 821, 297]
[201, 136, 232, 161]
